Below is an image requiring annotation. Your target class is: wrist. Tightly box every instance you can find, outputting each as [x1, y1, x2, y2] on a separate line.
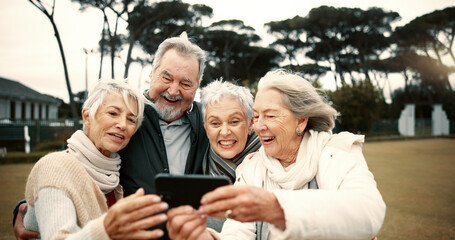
[13, 200, 27, 226]
[267, 193, 286, 230]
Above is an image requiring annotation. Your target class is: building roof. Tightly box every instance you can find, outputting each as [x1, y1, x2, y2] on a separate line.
[0, 77, 60, 104]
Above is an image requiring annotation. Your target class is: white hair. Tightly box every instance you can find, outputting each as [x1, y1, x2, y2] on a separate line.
[200, 79, 254, 122]
[82, 79, 148, 132]
[258, 69, 338, 131]
[151, 32, 206, 83]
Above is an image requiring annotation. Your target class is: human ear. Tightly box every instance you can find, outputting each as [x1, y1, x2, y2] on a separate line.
[82, 109, 90, 128]
[248, 117, 254, 135]
[297, 117, 309, 134]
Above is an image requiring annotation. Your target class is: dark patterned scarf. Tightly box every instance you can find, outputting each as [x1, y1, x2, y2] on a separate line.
[203, 131, 261, 183]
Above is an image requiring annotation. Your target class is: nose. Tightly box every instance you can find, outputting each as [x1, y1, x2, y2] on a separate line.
[220, 123, 230, 136]
[116, 117, 127, 130]
[254, 117, 266, 132]
[167, 81, 180, 96]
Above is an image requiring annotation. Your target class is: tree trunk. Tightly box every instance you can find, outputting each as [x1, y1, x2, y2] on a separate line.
[98, 19, 108, 80]
[124, 37, 135, 79]
[29, 0, 78, 119]
[50, 19, 78, 118]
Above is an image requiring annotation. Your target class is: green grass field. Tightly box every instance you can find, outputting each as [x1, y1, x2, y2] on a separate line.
[1, 138, 454, 239]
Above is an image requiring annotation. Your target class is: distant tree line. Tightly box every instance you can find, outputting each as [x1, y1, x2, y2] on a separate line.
[31, 0, 454, 133]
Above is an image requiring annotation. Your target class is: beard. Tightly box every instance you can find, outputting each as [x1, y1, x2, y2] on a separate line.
[151, 92, 184, 121]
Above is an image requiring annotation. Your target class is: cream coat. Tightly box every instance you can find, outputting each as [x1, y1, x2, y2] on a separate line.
[217, 132, 386, 240]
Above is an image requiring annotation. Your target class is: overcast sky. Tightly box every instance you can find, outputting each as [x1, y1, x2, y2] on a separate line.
[0, 0, 454, 102]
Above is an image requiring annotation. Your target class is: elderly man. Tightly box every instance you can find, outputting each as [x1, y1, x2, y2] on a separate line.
[119, 32, 208, 196]
[13, 32, 209, 240]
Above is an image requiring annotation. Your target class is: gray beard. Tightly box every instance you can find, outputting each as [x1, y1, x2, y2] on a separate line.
[151, 101, 181, 121]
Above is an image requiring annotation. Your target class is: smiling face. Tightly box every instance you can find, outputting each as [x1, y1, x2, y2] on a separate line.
[253, 88, 308, 165]
[83, 93, 138, 157]
[148, 48, 200, 123]
[204, 97, 253, 159]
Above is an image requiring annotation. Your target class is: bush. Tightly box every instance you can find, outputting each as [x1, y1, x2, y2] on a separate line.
[34, 140, 66, 152]
[0, 151, 49, 164]
[329, 81, 384, 133]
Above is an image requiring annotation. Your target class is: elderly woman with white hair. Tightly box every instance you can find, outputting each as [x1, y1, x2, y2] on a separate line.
[200, 80, 260, 183]
[167, 70, 386, 240]
[22, 80, 169, 240]
[197, 80, 261, 232]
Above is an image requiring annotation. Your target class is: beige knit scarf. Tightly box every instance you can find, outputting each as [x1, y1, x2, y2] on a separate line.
[259, 129, 331, 190]
[67, 130, 121, 194]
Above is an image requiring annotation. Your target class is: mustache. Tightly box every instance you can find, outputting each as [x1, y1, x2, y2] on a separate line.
[160, 92, 183, 101]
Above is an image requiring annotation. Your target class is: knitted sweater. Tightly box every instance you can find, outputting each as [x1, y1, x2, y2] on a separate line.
[24, 151, 123, 240]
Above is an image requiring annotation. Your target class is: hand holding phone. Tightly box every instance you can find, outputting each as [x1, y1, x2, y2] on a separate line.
[154, 173, 231, 209]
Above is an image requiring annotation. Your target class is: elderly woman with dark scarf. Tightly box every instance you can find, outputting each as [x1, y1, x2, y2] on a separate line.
[200, 80, 261, 183]
[167, 70, 385, 240]
[197, 80, 261, 231]
[21, 80, 169, 240]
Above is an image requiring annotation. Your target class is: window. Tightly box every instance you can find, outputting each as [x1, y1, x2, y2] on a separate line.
[10, 101, 15, 120]
[21, 102, 26, 120]
[31, 103, 35, 120]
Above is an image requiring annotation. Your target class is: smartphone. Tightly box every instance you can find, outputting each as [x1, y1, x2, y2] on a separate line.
[154, 173, 232, 209]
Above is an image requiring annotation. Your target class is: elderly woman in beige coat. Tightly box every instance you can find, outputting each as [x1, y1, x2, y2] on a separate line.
[22, 80, 169, 240]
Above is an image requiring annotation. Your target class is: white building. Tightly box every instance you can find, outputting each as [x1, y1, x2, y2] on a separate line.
[0, 77, 60, 121]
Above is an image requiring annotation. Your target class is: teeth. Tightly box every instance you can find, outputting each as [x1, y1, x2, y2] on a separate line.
[165, 96, 179, 102]
[112, 133, 124, 139]
[219, 140, 235, 146]
[262, 137, 275, 141]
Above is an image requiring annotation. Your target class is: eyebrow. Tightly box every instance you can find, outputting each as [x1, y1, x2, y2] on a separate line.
[163, 70, 193, 84]
[162, 71, 173, 79]
[252, 108, 278, 113]
[107, 105, 137, 116]
[207, 111, 245, 119]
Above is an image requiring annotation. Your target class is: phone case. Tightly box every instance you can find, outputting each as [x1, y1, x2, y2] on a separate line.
[154, 173, 231, 208]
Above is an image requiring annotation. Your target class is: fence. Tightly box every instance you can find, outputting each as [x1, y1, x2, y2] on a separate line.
[0, 119, 82, 151]
[0, 118, 453, 152]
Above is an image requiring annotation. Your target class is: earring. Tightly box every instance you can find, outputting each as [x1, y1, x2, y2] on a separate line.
[297, 130, 302, 136]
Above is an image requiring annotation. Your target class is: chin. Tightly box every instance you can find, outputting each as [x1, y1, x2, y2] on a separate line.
[220, 151, 240, 160]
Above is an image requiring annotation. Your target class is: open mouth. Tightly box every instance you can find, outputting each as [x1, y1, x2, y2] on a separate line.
[261, 136, 275, 143]
[109, 133, 124, 140]
[219, 140, 236, 146]
[161, 92, 183, 103]
[164, 95, 181, 103]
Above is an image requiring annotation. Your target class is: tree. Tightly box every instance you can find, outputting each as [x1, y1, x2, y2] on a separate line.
[199, 20, 281, 87]
[301, 6, 400, 88]
[28, 0, 78, 118]
[265, 16, 307, 65]
[74, 0, 213, 80]
[329, 81, 384, 133]
[130, 1, 212, 79]
[393, 7, 455, 91]
[73, 0, 131, 79]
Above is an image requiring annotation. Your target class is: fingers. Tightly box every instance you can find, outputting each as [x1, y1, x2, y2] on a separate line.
[15, 227, 41, 240]
[199, 185, 271, 222]
[118, 212, 167, 233]
[14, 203, 40, 240]
[105, 190, 169, 239]
[115, 189, 162, 214]
[184, 220, 208, 240]
[106, 199, 168, 228]
[200, 185, 238, 204]
[111, 213, 167, 239]
[112, 229, 165, 240]
[167, 206, 208, 240]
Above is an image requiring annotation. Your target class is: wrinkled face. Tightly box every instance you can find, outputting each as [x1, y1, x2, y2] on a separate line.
[204, 97, 252, 159]
[253, 88, 306, 163]
[83, 94, 138, 157]
[148, 48, 200, 123]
